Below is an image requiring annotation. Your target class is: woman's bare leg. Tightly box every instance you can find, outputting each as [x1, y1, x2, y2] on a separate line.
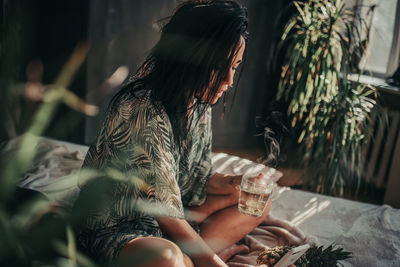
[186, 192, 239, 223]
[199, 196, 272, 253]
[117, 237, 194, 267]
[116, 193, 268, 266]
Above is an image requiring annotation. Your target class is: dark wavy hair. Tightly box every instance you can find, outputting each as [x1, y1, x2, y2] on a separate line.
[113, 0, 248, 148]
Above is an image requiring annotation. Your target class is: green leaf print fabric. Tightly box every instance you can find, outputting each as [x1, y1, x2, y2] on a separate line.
[76, 90, 212, 262]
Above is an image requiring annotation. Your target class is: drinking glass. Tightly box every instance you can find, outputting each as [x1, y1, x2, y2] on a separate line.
[238, 172, 274, 217]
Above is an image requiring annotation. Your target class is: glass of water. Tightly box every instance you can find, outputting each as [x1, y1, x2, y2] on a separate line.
[238, 172, 274, 217]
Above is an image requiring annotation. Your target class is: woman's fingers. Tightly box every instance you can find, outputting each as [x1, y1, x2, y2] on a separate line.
[255, 172, 264, 179]
[230, 176, 242, 193]
[228, 175, 242, 190]
[208, 173, 266, 195]
[246, 172, 264, 183]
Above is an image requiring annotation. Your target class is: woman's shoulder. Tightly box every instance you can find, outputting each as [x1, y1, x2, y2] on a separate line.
[108, 87, 169, 132]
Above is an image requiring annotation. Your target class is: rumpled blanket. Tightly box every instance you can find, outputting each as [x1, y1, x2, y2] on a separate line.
[227, 214, 317, 266]
[2, 136, 86, 206]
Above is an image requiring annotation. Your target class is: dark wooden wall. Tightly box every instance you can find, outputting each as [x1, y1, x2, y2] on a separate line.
[1, 0, 89, 144]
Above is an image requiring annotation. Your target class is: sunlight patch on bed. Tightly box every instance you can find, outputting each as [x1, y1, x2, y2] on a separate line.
[232, 159, 248, 171]
[291, 198, 331, 226]
[212, 154, 238, 173]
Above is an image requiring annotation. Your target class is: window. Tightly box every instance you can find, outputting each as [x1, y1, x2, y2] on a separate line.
[358, 0, 400, 77]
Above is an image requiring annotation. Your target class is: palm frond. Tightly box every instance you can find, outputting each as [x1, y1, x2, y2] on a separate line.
[276, 0, 378, 196]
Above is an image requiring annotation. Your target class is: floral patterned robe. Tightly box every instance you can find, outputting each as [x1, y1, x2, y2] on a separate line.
[76, 89, 212, 262]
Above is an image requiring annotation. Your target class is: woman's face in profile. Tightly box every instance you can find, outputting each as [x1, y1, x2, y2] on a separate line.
[204, 36, 246, 105]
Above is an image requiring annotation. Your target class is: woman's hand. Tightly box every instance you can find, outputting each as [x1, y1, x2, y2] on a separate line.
[206, 173, 242, 195]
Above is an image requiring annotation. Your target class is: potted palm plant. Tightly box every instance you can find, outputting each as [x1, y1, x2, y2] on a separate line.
[276, 0, 377, 196]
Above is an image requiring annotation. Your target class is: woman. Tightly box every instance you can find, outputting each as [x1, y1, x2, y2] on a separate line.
[76, 1, 271, 266]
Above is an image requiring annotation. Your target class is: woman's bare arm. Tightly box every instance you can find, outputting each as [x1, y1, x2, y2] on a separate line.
[206, 173, 242, 195]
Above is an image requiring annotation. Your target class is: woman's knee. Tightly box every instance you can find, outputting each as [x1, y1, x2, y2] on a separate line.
[117, 236, 192, 267]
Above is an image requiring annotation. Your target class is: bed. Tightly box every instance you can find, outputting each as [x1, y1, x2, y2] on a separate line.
[5, 135, 400, 266]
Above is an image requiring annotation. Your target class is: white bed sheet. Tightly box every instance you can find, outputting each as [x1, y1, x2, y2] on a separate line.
[211, 153, 400, 267]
